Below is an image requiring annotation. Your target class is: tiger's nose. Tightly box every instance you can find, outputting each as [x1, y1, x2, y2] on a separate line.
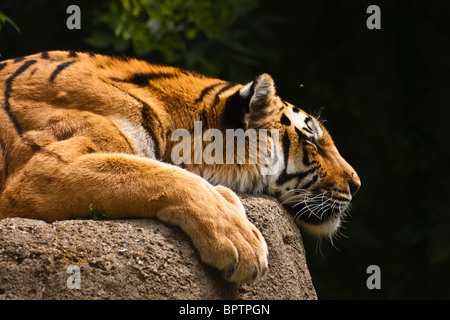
[349, 172, 361, 197]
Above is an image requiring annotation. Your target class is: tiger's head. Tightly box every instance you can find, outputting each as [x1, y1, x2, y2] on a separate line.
[220, 73, 361, 238]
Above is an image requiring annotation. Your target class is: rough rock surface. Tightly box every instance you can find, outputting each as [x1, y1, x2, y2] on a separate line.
[0, 195, 317, 300]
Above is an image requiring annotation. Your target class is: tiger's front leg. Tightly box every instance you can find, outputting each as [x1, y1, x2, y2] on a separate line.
[0, 138, 268, 283]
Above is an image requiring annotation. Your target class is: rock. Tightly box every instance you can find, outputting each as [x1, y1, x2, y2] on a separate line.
[0, 195, 317, 300]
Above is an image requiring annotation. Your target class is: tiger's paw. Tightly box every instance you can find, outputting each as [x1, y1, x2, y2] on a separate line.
[220, 221, 269, 283]
[194, 186, 269, 283]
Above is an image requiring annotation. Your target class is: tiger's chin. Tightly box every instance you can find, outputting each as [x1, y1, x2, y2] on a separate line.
[296, 215, 341, 238]
[282, 201, 346, 238]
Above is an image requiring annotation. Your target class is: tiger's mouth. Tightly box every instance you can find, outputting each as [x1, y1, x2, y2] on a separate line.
[280, 191, 351, 236]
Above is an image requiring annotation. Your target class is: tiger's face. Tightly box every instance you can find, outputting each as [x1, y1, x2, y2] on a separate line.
[226, 73, 361, 238]
[268, 103, 361, 237]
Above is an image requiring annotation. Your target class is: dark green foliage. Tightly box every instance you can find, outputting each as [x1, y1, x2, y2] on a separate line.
[85, 0, 280, 82]
[1, 0, 449, 299]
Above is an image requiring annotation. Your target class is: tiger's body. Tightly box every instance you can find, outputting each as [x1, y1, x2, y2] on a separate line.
[0, 51, 360, 283]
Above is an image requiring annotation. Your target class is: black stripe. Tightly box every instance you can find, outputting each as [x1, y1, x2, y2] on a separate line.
[0, 62, 7, 72]
[68, 50, 78, 58]
[13, 57, 25, 63]
[41, 51, 49, 59]
[282, 132, 290, 168]
[280, 113, 291, 126]
[116, 72, 177, 87]
[0, 140, 7, 194]
[141, 104, 162, 159]
[276, 166, 316, 186]
[4, 60, 37, 135]
[195, 82, 224, 104]
[275, 170, 297, 186]
[212, 82, 239, 107]
[276, 133, 319, 185]
[200, 110, 209, 129]
[49, 60, 77, 82]
[276, 133, 293, 185]
[276, 171, 296, 186]
[302, 147, 311, 166]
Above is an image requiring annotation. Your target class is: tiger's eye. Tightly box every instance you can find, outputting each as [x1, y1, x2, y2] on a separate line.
[305, 117, 315, 132]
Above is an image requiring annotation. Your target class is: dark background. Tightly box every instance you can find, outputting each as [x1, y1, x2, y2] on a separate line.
[1, 0, 449, 299]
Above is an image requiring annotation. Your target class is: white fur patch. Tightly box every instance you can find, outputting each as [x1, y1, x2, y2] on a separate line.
[239, 82, 253, 98]
[286, 107, 323, 139]
[114, 119, 156, 158]
[286, 107, 309, 131]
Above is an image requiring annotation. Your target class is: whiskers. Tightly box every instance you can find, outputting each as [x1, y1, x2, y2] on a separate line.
[282, 190, 348, 223]
[280, 188, 352, 250]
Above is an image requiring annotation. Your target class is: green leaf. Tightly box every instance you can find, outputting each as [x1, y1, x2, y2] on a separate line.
[0, 12, 21, 34]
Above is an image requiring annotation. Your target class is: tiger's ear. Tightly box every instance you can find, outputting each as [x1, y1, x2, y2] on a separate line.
[222, 74, 276, 128]
[239, 73, 276, 113]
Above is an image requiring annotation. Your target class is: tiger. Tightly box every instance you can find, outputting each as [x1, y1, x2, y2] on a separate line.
[0, 51, 360, 283]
